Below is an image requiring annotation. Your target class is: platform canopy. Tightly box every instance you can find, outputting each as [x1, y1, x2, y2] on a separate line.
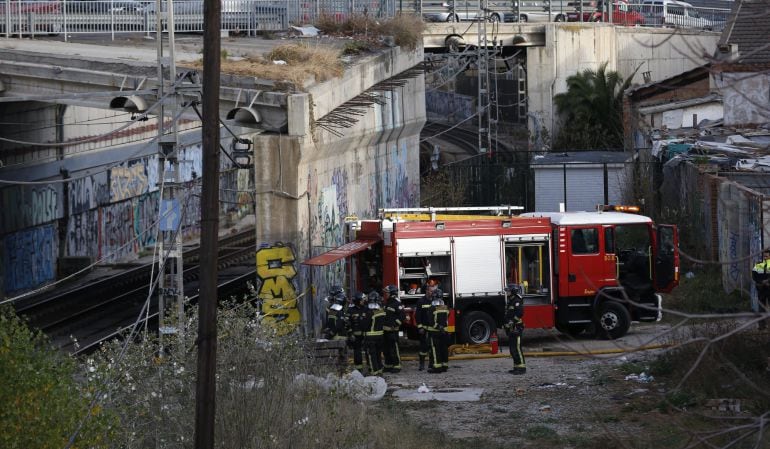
[302, 239, 380, 266]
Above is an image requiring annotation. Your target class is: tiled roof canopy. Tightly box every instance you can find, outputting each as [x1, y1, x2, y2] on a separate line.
[718, 0, 770, 65]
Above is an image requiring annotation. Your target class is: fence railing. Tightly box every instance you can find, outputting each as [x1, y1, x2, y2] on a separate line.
[1, 0, 731, 39]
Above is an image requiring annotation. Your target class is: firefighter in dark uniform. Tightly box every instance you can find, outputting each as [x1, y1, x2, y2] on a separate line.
[503, 283, 526, 375]
[363, 291, 386, 376]
[414, 288, 433, 371]
[346, 292, 368, 371]
[752, 249, 770, 330]
[322, 293, 348, 341]
[382, 284, 405, 373]
[426, 288, 450, 373]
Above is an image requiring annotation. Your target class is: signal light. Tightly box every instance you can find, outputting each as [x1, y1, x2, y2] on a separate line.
[598, 204, 641, 213]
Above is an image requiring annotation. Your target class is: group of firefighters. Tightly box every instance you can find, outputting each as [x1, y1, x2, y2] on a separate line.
[322, 281, 528, 375]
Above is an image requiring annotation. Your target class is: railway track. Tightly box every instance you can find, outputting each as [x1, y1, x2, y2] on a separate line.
[420, 121, 515, 163]
[15, 230, 256, 354]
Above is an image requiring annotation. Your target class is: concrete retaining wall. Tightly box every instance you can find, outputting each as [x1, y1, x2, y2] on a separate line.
[526, 24, 721, 140]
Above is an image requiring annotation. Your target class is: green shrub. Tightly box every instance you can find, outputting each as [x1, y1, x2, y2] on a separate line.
[0, 306, 115, 449]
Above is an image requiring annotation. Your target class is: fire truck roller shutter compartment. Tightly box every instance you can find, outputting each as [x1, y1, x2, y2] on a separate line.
[397, 237, 452, 257]
[453, 236, 505, 296]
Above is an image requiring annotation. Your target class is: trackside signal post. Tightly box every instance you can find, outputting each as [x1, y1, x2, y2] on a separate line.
[303, 206, 679, 344]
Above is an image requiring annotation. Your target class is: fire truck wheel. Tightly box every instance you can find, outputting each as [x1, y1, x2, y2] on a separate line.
[596, 302, 631, 340]
[459, 311, 496, 344]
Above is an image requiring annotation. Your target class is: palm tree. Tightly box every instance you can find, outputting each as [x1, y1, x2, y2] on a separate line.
[553, 62, 636, 150]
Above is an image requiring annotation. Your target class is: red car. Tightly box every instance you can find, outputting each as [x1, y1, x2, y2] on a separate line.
[567, 0, 645, 25]
[0, 0, 62, 34]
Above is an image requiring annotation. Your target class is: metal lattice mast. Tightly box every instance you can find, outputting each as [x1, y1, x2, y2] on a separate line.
[477, 0, 492, 155]
[156, 0, 184, 344]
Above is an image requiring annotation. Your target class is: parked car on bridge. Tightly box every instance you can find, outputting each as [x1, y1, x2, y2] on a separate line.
[0, 0, 62, 34]
[566, 0, 644, 24]
[640, 0, 723, 30]
[422, 0, 518, 22]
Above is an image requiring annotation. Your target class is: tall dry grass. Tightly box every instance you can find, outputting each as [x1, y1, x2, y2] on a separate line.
[86, 300, 463, 448]
[186, 43, 342, 90]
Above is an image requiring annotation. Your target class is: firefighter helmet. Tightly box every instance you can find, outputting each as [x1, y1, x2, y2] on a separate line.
[431, 288, 444, 306]
[367, 291, 382, 309]
[352, 292, 366, 305]
[329, 285, 345, 297]
[383, 284, 399, 298]
[505, 283, 524, 298]
[367, 290, 381, 304]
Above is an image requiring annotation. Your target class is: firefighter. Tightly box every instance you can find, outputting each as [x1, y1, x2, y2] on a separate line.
[426, 288, 449, 373]
[503, 283, 526, 375]
[382, 284, 405, 373]
[346, 292, 368, 371]
[322, 293, 348, 341]
[752, 249, 770, 330]
[363, 291, 386, 376]
[414, 287, 433, 371]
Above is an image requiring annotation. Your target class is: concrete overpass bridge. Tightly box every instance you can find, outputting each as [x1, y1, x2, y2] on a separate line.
[422, 22, 547, 50]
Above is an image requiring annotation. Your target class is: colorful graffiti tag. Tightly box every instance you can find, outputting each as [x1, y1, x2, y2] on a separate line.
[3, 224, 57, 293]
[256, 243, 301, 335]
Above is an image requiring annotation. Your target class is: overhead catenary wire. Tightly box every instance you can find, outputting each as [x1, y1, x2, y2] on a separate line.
[0, 103, 194, 185]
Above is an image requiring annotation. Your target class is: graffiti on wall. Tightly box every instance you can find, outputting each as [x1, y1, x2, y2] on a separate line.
[133, 192, 159, 249]
[110, 162, 150, 202]
[66, 209, 99, 257]
[69, 172, 110, 215]
[382, 142, 417, 208]
[256, 243, 301, 335]
[0, 184, 63, 234]
[101, 200, 136, 262]
[425, 91, 474, 123]
[3, 224, 57, 293]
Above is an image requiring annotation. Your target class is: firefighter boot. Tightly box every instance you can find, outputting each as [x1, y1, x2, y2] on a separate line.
[418, 355, 425, 371]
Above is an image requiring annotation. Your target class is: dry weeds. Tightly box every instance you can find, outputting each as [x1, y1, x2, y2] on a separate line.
[186, 43, 343, 91]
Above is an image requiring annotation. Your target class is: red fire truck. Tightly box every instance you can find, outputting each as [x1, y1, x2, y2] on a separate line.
[303, 206, 679, 342]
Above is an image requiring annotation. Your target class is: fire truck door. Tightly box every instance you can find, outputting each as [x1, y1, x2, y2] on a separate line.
[565, 226, 604, 297]
[654, 224, 678, 292]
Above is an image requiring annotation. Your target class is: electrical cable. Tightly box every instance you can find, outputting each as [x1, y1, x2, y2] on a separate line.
[64, 190, 194, 449]
[0, 88, 177, 147]
[0, 103, 194, 185]
[419, 105, 487, 142]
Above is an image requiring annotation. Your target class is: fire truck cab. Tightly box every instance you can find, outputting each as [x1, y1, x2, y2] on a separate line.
[303, 206, 678, 343]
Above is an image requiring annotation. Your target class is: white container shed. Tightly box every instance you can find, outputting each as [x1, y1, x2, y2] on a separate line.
[531, 151, 634, 212]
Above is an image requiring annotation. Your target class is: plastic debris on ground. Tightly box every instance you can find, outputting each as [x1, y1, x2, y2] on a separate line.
[624, 372, 654, 383]
[535, 382, 574, 389]
[272, 60, 287, 65]
[294, 370, 387, 401]
[289, 25, 320, 37]
[539, 405, 552, 412]
[392, 386, 484, 402]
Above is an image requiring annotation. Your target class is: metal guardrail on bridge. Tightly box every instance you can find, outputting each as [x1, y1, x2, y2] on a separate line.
[1, 0, 730, 40]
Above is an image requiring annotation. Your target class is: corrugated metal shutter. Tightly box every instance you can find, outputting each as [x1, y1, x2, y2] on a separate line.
[397, 237, 452, 256]
[454, 235, 504, 297]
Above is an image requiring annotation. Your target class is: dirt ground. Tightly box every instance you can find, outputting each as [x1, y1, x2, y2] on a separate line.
[378, 323, 675, 448]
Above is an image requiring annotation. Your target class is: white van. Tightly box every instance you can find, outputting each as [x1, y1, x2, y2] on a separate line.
[640, 0, 717, 30]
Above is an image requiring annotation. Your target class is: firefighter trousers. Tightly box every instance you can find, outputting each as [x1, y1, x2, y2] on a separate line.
[383, 331, 401, 369]
[365, 336, 384, 375]
[418, 330, 429, 357]
[351, 335, 365, 370]
[428, 331, 448, 369]
[508, 331, 526, 369]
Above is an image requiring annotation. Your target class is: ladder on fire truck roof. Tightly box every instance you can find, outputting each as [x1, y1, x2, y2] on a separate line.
[379, 206, 524, 222]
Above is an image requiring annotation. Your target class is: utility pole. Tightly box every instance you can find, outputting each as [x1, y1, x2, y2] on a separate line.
[156, 0, 184, 345]
[195, 0, 221, 446]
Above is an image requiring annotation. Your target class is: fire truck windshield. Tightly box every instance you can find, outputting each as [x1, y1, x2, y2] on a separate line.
[614, 224, 650, 254]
